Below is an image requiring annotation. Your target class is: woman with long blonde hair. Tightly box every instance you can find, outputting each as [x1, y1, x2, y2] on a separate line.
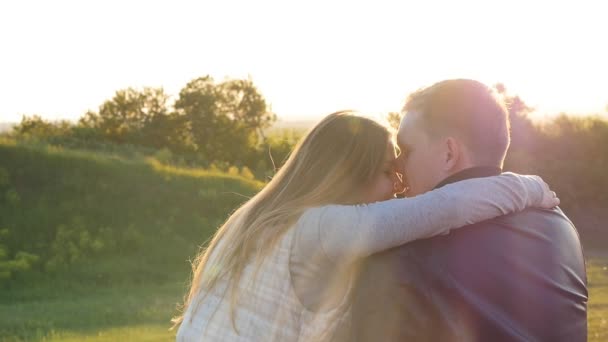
[174, 111, 558, 341]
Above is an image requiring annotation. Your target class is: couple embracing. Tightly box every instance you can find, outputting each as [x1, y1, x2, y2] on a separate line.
[175, 79, 588, 341]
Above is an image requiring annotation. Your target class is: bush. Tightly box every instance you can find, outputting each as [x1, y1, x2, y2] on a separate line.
[0, 229, 40, 283]
[154, 148, 173, 164]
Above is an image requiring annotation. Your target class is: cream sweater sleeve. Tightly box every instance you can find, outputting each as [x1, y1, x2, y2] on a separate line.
[294, 173, 549, 266]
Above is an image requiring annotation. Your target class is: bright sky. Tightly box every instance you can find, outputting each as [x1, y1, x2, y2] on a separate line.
[1, 0, 607, 123]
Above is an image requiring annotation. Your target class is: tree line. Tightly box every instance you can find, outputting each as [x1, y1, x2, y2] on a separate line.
[4, 77, 608, 245]
[9, 76, 296, 180]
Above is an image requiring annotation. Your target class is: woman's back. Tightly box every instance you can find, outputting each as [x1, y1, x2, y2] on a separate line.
[176, 222, 352, 342]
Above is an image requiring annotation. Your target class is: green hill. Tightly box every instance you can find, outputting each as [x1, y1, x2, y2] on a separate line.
[0, 139, 261, 341]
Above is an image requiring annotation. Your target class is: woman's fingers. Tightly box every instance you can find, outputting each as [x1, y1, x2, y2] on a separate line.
[532, 175, 559, 208]
[543, 188, 560, 208]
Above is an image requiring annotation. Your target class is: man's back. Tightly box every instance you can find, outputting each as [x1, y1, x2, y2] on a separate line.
[351, 207, 588, 341]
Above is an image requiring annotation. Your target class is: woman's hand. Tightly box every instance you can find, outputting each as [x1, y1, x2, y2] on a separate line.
[531, 175, 560, 208]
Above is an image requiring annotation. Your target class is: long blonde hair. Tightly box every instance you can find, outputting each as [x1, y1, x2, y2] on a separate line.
[172, 111, 391, 329]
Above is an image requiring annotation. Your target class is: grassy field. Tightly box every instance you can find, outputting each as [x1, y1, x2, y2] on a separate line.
[588, 255, 608, 342]
[0, 139, 260, 341]
[0, 283, 181, 341]
[0, 256, 605, 341]
[0, 139, 606, 341]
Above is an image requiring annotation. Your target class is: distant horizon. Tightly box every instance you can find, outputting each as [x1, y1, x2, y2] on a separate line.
[2, 108, 608, 132]
[1, 78, 607, 124]
[2, 103, 608, 126]
[0, 115, 323, 127]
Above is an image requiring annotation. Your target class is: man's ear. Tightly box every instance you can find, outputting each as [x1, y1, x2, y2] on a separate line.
[444, 137, 460, 171]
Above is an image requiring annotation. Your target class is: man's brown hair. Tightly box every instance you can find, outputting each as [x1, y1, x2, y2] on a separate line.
[403, 79, 511, 167]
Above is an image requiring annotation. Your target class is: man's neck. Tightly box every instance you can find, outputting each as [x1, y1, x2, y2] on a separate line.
[433, 166, 502, 190]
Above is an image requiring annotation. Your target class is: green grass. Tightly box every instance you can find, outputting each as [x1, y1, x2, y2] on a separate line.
[0, 139, 261, 284]
[0, 282, 181, 342]
[0, 256, 605, 341]
[0, 139, 262, 341]
[38, 325, 172, 342]
[588, 255, 608, 342]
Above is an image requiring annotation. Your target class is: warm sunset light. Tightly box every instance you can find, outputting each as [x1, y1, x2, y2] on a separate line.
[2, 1, 607, 341]
[1, 0, 607, 123]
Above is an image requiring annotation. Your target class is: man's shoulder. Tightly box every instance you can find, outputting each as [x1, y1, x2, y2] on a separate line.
[496, 206, 575, 227]
[487, 207, 581, 244]
[445, 206, 577, 238]
[371, 206, 580, 262]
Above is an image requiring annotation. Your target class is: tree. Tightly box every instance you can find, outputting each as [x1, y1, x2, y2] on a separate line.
[80, 87, 171, 145]
[13, 115, 72, 140]
[175, 76, 227, 161]
[218, 79, 276, 141]
[175, 76, 275, 163]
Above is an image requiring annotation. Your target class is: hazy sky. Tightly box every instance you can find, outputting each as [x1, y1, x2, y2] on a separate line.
[1, 0, 607, 122]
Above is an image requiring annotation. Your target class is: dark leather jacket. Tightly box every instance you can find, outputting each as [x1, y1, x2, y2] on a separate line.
[350, 169, 588, 342]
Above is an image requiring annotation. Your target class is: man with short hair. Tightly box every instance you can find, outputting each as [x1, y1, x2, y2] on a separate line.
[350, 79, 588, 341]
